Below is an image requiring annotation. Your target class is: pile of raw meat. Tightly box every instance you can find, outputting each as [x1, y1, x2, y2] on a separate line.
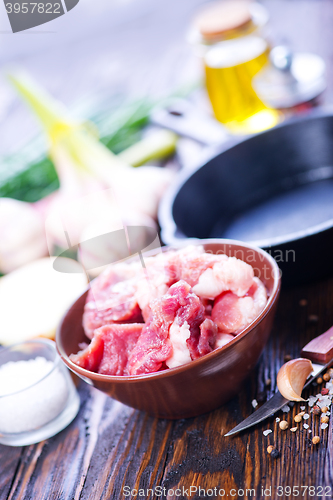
[70, 246, 267, 376]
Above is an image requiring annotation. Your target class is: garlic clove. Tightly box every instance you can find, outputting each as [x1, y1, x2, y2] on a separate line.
[277, 358, 313, 401]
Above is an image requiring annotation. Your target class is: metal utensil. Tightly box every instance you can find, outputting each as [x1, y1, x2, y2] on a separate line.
[150, 98, 229, 146]
[225, 325, 333, 436]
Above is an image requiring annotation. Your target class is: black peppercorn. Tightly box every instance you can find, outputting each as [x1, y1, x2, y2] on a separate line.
[270, 448, 280, 459]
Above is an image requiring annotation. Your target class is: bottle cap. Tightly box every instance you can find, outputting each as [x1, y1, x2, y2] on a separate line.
[194, 1, 253, 41]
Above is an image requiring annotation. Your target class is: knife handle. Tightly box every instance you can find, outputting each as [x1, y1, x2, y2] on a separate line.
[301, 325, 333, 364]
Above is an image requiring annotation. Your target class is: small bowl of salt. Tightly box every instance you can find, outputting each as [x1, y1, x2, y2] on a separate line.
[0, 339, 80, 446]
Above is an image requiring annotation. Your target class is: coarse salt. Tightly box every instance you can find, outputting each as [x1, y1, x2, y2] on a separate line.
[263, 429, 272, 436]
[303, 424, 309, 429]
[300, 406, 306, 411]
[275, 417, 280, 423]
[303, 413, 310, 420]
[0, 357, 68, 434]
[0, 357, 50, 396]
[281, 405, 290, 413]
[252, 399, 258, 408]
[317, 398, 331, 409]
[308, 396, 317, 407]
[321, 423, 328, 430]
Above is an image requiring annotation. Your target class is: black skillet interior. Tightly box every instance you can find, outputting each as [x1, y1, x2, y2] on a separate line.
[160, 112, 333, 286]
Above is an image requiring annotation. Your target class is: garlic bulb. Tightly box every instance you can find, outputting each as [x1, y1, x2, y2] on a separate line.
[276, 358, 313, 401]
[0, 198, 48, 274]
[117, 165, 174, 219]
[9, 72, 175, 258]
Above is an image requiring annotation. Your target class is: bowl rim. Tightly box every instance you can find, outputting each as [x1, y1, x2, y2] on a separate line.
[56, 238, 281, 383]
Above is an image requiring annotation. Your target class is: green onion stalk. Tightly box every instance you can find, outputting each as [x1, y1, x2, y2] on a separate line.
[7, 72, 176, 274]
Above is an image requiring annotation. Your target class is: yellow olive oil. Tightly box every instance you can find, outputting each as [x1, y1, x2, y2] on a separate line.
[205, 36, 279, 133]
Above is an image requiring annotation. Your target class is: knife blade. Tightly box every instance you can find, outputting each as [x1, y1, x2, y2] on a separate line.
[225, 325, 333, 436]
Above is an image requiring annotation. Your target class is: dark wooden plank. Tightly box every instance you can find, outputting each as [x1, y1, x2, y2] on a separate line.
[0, 446, 23, 500]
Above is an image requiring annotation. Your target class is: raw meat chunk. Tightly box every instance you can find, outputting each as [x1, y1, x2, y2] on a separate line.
[134, 251, 180, 321]
[133, 246, 220, 329]
[168, 245, 224, 286]
[167, 317, 217, 368]
[69, 323, 143, 376]
[128, 280, 205, 375]
[165, 321, 192, 369]
[83, 250, 177, 339]
[215, 332, 235, 349]
[97, 323, 143, 376]
[83, 279, 143, 339]
[211, 277, 267, 334]
[69, 334, 104, 372]
[250, 277, 268, 310]
[212, 292, 251, 333]
[109, 247, 219, 326]
[193, 257, 254, 299]
[196, 318, 218, 358]
[89, 260, 142, 295]
[135, 275, 169, 322]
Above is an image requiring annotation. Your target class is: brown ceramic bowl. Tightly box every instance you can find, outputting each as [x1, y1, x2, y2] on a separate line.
[56, 239, 281, 419]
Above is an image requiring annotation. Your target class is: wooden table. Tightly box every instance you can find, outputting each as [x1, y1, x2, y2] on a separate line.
[2, 278, 333, 499]
[2, 0, 333, 498]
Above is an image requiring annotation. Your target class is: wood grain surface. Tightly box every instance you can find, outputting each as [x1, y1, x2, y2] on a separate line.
[1, 0, 333, 499]
[2, 277, 333, 499]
